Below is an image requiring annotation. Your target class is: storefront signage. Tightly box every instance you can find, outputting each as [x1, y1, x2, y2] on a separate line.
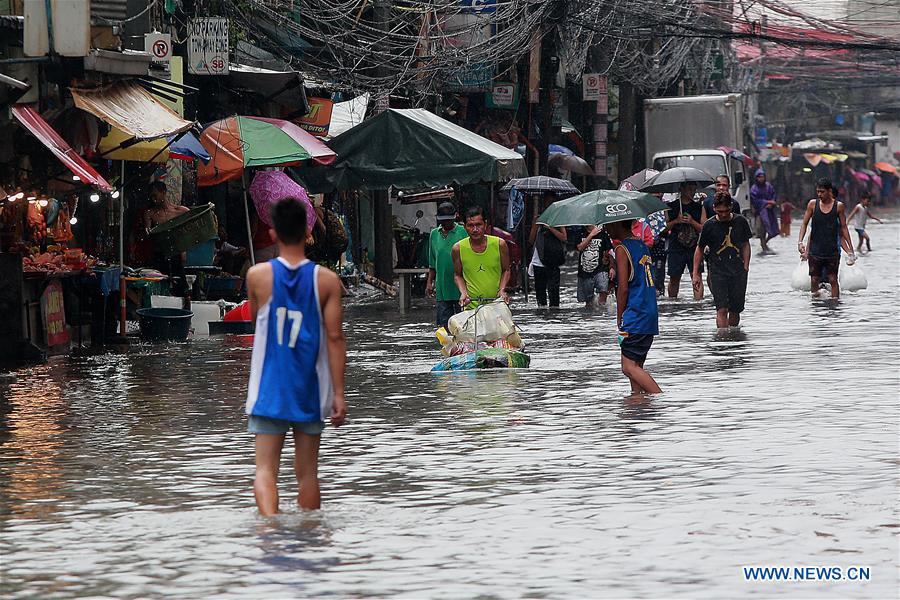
[188, 17, 229, 75]
[41, 279, 69, 347]
[145, 33, 172, 64]
[459, 0, 497, 13]
[582, 73, 607, 101]
[295, 97, 334, 137]
[486, 82, 519, 110]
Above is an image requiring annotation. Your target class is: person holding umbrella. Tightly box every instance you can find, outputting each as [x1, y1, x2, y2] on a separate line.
[663, 182, 704, 299]
[528, 192, 568, 308]
[535, 189, 667, 394]
[607, 218, 661, 395]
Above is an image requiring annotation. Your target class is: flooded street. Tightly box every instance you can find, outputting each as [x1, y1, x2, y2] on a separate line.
[1, 216, 898, 598]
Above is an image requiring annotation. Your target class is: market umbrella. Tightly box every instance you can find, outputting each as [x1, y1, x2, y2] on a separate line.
[548, 153, 594, 176]
[717, 145, 754, 166]
[536, 190, 667, 227]
[249, 171, 316, 233]
[638, 167, 715, 194]
[197, 116, 337, 264]
[198, 116, 336, 187]
[549, 144, 574, 156]
[874, 162, 897, 174]
[618, 168, 659, 191]
[501, 176, 580, 196]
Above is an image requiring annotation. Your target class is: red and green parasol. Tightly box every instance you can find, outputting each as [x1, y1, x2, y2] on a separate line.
[198, 115, 336, 187]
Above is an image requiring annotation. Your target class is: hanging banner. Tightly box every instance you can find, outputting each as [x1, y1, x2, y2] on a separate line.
[188, 17, 229, 75]
[41, 279, 69, 346]
[295, 97, 334, 137]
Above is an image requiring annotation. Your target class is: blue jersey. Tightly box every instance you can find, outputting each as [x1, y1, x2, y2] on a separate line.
[246, 258, 333, 423]
[619, 238, 659, 335]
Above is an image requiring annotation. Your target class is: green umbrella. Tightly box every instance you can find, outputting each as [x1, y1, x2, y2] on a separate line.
[536, 190, 668, 227]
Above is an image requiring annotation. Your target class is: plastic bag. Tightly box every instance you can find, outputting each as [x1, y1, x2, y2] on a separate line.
[448, 302, 516, 343]
[791, 260, 811, 291]
[838, 262, 868, 292]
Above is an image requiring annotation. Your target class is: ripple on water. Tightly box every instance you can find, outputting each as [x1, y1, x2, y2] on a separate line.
[1, 216, 899, 598]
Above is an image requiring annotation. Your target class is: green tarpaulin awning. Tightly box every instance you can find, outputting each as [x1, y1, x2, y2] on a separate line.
[297, 108, 526, 193]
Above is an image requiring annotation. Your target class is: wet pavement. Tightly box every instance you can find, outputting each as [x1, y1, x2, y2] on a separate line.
[1, 214, 898, 598]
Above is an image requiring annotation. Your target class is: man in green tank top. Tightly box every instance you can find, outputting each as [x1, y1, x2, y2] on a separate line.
[451, 206, 510, 309]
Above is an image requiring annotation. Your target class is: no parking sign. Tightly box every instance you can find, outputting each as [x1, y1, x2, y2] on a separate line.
[145, 33, 172, 65]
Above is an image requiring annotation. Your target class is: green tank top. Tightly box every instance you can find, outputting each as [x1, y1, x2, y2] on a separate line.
[458, 235, 501, 308]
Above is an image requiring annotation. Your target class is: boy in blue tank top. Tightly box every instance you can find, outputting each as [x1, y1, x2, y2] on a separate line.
[245, 198, 347, 515]
[607, 220, 661, 394]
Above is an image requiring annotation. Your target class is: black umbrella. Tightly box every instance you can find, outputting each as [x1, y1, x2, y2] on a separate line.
[501, 176, 580, 196]
[638, 167, 715, 194]
[618, 168, 659, 191]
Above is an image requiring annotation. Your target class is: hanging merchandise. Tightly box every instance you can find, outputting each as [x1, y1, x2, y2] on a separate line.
[26, 200, 46, 242]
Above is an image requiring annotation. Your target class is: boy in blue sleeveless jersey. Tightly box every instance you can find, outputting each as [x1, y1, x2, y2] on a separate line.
[245, 198, 347, 515]
[607, 220, 661, 394]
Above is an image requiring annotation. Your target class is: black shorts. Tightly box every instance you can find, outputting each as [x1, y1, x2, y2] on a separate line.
[708, 270, 748, 313]
[808, 255, 840, 279]
[435, 300, 458, 329]
[618, 333, 654, 363]
[667, 246, 701, 276]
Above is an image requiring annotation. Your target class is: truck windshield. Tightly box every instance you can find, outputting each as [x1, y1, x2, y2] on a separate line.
[653, 155, 726, 177]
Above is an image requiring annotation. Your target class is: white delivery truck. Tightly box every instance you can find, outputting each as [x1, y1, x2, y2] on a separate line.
[643, 94, 751, 210]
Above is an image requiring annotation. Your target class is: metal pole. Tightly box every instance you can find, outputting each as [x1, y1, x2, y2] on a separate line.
[119, 161, 126, 336]
[243, 171, 256, 265]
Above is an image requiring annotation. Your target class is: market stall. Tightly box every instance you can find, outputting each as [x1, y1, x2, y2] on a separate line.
[1, 105, 117, 359]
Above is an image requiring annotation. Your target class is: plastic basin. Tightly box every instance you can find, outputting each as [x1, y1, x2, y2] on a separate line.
[136, 308, 193, 342]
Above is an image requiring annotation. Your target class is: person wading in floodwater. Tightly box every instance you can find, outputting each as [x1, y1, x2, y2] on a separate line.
[451, 205, 511, 308]
[245, 198, 347, 516]
[607, 219, 661, 395]
[426, 201, 468, 329]
[797, 178, 856, 299]
[692, 192, 752, 329]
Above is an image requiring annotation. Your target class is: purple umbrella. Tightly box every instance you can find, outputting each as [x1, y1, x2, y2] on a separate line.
[249, 171, 316, 233]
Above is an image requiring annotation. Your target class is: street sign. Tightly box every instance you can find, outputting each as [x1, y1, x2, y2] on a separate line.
[486, 82, 519, 110]
[582, 73, 607, 101]
[145, 33, 171, 64]
[188, 17, 229, 76]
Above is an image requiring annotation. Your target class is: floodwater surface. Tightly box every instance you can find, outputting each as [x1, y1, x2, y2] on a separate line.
[1, 215, 898, 598]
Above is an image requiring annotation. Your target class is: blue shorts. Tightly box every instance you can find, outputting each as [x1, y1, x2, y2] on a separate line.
[248, 415, 326, 436]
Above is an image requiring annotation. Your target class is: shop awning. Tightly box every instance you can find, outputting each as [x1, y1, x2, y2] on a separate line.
[11, 104, 113, 192]
[297, 108, 526, 193]
[71, 80, 193, 141]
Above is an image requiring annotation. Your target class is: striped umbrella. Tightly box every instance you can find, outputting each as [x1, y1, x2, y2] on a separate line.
[197, 116, 337, 265]
[197, 115, 336, 187]
[501, 176, 580, 196]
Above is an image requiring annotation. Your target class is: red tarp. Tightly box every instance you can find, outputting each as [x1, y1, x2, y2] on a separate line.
[12, 105, 113, 192]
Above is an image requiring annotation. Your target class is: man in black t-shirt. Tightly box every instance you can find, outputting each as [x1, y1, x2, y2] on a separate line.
[692, 193, 752, 328]
[664, 182, 704, 299]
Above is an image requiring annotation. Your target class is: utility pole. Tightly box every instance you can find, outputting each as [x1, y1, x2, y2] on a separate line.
[371, 0, 394, 284]
[619, 82, 636, 178]
[535, 1, 564, 176]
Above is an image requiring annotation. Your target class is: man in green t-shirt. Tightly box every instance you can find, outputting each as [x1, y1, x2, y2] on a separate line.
[426, 202, 468, 328]
[451, 205, 510, 309]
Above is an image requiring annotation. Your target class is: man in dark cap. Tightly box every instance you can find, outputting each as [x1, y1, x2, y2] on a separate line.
[426, 201, 468, 328]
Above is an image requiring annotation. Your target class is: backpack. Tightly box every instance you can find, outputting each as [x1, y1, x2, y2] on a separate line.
[536, 227, 566, 267]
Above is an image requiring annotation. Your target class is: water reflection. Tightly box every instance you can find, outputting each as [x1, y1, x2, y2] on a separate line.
[1, 215, 898, 598]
